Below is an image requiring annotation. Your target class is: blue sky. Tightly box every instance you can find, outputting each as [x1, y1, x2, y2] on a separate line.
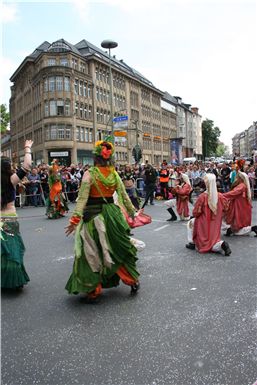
[1, 0, 256, 149]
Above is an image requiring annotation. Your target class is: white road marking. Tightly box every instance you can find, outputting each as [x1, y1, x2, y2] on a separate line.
[154, 224, 170, 232]
[53, 255, 74, 262]
[152, 219, 167, 222]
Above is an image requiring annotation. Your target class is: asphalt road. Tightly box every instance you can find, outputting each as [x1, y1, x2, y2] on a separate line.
[2, 200, 257, 385]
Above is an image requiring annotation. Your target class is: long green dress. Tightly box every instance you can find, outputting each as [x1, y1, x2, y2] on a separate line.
[65, 166, 139, 294]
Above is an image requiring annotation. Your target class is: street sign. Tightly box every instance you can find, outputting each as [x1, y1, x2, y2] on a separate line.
[113, 115, 128, 129]
[114, 131, 127, 137]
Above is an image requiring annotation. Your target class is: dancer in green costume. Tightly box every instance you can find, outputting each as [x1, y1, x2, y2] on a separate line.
[1, 140, 33, 289]
[65, 139, 140, 299]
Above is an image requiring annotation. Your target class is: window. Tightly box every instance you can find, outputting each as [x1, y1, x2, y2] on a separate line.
[84, 105, 88, 119]
[65, 100, 70, 116]
[58, 125, 65, 139]
[88, 84, 91, 98]
[85, 128, 89, 142]
[74, 79, 78, 94]
[66, 126, 71, 140]
[56, 76, 63, 91]
[50, 100, 56, 116]
[44, 78, 48, 92]
[44, 101, 49, 117]
[50, 125, 57, 139]
[89, 129, 93, 142]
[80, 103, 83, 119]
[83, 82, 87, 97]
[60, 57, 68, 66]
[79, 81, 83, 96]
[49, 77, 55, 92]
[76, 127, 80, 141]
[64, 76, 70, 91]
[75, 101, 79, 116]
[72, 58, 78, 69]
[48, 58, 56, 66]
[57, 100, 64, 116]
[80, 127, 85, 142]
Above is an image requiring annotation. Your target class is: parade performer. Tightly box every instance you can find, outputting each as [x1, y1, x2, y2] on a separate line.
[121, 164, 140, 209]
[173, 173, 192, 220]
[1, 140, 33, 289]
[186, 173, 232, 256]
[159, 161, 170, 200]
[223, 171, 257, 236]
[65, 139, 140, 299]
[46, 159, 68, 219]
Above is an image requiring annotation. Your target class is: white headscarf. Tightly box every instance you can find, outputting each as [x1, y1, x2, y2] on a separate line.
[181, 173, 191, 187]
[238, 171, 252, 202]
[204, 173, 218, 214]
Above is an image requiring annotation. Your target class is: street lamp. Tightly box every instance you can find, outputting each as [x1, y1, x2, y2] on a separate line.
[101, 39, 118, 136]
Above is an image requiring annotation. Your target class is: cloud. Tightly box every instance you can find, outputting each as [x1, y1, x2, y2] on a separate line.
[1, 3, 18, 23]
[0, 57, 20, 103]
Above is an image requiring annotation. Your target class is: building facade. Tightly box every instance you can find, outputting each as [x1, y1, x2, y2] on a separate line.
[9, 38, 201, 166]
[232, 122, 257, 158]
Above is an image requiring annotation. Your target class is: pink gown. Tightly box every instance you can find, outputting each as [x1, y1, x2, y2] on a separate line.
[175, 183, 191, 217]
[223, 184, 252, 232]
[192, 192, 227, 253]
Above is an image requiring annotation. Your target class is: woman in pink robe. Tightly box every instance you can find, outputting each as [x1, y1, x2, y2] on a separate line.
[174, 174, 192, 220]
[186, 173, 231, 256]
[223, 171, 257, 236]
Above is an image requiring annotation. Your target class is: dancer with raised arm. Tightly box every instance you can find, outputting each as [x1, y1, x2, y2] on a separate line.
[65, 139, 140, 300]
[1, 140, 33, 289]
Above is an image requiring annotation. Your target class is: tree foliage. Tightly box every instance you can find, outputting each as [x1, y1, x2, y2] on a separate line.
[0, 104, 10, 134]
[216, 142, 230, 157]
[202, 119, 221, 158]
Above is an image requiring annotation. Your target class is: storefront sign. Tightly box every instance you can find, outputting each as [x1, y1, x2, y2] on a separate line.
[50, 151, 69, 157]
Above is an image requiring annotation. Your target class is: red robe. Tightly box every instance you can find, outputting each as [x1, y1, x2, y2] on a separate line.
[192, 192, 227, 253]
[175, 183, 191, 217]
[223, 183, 252, 232]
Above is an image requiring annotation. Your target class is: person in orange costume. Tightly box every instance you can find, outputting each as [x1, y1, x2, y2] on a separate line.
[65, 139, 140, 300]
[186, 173, 232, 256]
[46, 159, 68, 219]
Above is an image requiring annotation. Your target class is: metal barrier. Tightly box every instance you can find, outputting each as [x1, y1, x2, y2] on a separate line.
[16, 183, 79, 208]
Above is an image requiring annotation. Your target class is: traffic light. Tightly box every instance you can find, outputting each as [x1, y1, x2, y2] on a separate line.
[132, 145, 142, 162]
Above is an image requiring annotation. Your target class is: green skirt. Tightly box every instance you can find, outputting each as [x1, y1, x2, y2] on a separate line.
[1, 218, 30, 289]
[65, 203, 139, 294]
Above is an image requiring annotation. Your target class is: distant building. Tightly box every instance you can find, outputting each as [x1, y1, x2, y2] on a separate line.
[232, 122, 257, 158]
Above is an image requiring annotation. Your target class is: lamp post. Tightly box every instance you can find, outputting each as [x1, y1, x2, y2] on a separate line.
[101, 39, 118, 136]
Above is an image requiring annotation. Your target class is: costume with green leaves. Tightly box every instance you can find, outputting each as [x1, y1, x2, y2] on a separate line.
[65, 140, 139, 295]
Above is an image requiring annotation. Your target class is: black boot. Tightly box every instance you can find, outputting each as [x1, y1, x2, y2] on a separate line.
[186, 243, 195, 250]
[225, 228, 233, 237]
[131, 282, 140, 294]
[221, 241, 232, 256]
[251, 225, 257, 236]
[167, 207, 177, 221]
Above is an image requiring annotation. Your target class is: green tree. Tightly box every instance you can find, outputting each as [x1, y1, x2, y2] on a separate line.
[215, 142, 230, 157]
[0, 104, 10, 134]
[202, 119, 221, 158]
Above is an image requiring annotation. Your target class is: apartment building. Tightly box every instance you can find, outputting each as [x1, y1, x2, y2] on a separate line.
[9, 38, 171, 166]
[232, 122, 257, 157]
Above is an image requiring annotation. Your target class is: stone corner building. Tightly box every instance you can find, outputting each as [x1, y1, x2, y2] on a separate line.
[9, 38, 202, 166]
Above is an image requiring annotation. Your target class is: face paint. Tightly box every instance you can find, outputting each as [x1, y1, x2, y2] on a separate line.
[101, 146, 112, 159]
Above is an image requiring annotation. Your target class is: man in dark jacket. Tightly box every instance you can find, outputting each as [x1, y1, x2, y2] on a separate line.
[142, 164, 157, 208]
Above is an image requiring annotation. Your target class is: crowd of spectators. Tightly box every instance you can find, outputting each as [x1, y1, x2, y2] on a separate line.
[15, 159, 257, 207]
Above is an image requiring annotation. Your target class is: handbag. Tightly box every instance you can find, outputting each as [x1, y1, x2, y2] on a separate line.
[126, 209, 152, 228]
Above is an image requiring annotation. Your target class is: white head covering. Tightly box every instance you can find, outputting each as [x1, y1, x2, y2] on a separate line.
[181, 173, 191, 187]
[204, 173, 218, 214]
[238, 171, 252, 202]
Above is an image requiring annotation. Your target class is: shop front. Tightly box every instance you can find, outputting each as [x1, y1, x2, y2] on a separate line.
[48, 150, 71, 166]
[77, 149, 94, 165]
